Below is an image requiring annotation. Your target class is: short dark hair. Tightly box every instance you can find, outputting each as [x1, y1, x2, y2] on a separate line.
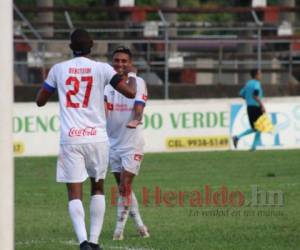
[112, 46, 132, 58]
[250, 69, 259, 78]
[69, 28, 93, 56]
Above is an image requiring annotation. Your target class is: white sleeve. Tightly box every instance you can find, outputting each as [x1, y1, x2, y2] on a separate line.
[103, 63, 116, 86]
[104, 85, 109, 98]
[44, 65, 58, 88]
[135, 78, 148, 105]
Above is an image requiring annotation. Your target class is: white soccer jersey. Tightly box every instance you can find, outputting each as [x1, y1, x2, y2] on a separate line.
[44, 56, 116, 144]
[104, 76, 147, 151]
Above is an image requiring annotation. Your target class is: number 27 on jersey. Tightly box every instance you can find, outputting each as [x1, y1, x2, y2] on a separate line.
[65, 76, 93, 108]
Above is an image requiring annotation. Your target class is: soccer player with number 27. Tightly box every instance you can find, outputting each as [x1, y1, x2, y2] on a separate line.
[36, 29, 137, 250]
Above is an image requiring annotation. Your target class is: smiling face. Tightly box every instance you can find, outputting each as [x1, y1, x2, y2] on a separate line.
[112, 52, 132, 76]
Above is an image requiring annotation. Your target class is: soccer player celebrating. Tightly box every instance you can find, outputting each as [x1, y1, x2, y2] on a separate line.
[36, 29, 137, 250]
[104, 46, 150, 240]
[232, 69, 265, 151]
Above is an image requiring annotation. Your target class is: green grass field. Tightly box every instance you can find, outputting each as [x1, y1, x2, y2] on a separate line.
[16, 150, 300, 250]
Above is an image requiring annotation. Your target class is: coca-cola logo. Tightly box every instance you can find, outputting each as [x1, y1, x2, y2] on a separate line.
[68, 127, 97, 137]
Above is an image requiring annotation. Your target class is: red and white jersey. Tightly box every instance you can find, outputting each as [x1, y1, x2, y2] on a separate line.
[104, 76, 147, 151]
[44, 56, 116, 144]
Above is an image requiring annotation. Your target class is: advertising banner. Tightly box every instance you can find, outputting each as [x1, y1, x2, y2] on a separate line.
[13, 103, 59, 156]
[143, 100, 230, 152]
[13, 97, 300, 156]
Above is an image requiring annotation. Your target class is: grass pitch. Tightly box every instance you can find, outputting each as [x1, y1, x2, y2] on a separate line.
[16, 150, 300, 250]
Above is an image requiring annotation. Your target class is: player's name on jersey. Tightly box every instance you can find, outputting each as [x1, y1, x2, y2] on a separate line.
[166, 136, 229, 149]
[68, 67, 91, 74]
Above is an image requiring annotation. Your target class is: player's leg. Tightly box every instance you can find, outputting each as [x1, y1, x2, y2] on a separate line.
[85, 142, 109, 250]
[112, 170, 126, 238]
[236, 128, 255, 140]
[232, 128, 255, 148]
[88, 178, 105, 250]
[114, 152, 149, 239]
[233, 106, 260, 148]
[113, 171, 143, 226]
[66, 183, 90, 249]
[126, 153, 149, 238]
[113, 170, 134, 240]
[57, 144, 90, 249]
[112, 171, 148, 238]
[109, 151, 128, 240]
[129, 191, 149, 238]
[250, 132, 261, 151]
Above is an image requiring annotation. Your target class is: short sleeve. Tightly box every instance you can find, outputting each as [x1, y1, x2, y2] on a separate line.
[104, 85, 109, 98]
[135, 78, 148, 105]
[103, 63, 117, 86]
[253, 81, 263, 96]
[254, 81, 261, 91]
[239, 87, 245, 98]
[44, 65, 57, 90]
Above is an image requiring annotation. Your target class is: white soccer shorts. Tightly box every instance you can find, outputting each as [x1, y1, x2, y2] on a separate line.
[56, 141, 109, 183]
[109, 149, 143, 176]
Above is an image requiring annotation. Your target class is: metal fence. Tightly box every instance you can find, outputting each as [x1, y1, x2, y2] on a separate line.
[13, 4, 300, 99]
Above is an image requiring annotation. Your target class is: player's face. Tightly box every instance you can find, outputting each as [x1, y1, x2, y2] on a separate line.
[112, 52, 132, 76]
[256, 71, 262, 80]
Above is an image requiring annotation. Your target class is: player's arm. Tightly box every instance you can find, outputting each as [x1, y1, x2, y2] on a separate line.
[36, 83, 55, 107]
[127, 103, 145, 129]
[239, 87, 246, 99]
[109, 73, 136, 98]
[36, 66, 57, 107]
[104, 95, 108, 117]
[253, 90, 266, 113]
[127, 78, 147, 129]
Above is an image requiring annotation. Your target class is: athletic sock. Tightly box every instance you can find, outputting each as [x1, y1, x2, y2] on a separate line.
[114, 196, 130, 233]
[251, 132, 261, 150]
[129, 192, 144, 228]
[68, 199, 87, 244]
[89, 194, 105, 244]
[237, 128, 254, 139]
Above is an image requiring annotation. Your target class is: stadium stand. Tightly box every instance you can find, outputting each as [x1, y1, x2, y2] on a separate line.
[13, 3, 300, 99]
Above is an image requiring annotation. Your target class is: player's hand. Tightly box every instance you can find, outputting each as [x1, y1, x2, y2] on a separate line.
[261, 105, 266, 113]
[126, 120, 142, 129]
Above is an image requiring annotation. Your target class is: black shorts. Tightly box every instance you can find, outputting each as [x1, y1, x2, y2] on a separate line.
[247, 106, 263, 130]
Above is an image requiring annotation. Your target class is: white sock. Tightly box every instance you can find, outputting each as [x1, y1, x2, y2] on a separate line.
[89, 195, 105, 244]
[68, 199, 87, 244]
[114, 196, 130, 233]
[129, 192, 145, 228]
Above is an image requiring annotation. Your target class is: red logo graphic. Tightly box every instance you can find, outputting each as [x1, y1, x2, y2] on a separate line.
[114, 103, 131, 112]
[107, 103, 114, 110]
[142, 94, 148, 101]
[68, 127, 97, 137]
[134, 154, 143, 161]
